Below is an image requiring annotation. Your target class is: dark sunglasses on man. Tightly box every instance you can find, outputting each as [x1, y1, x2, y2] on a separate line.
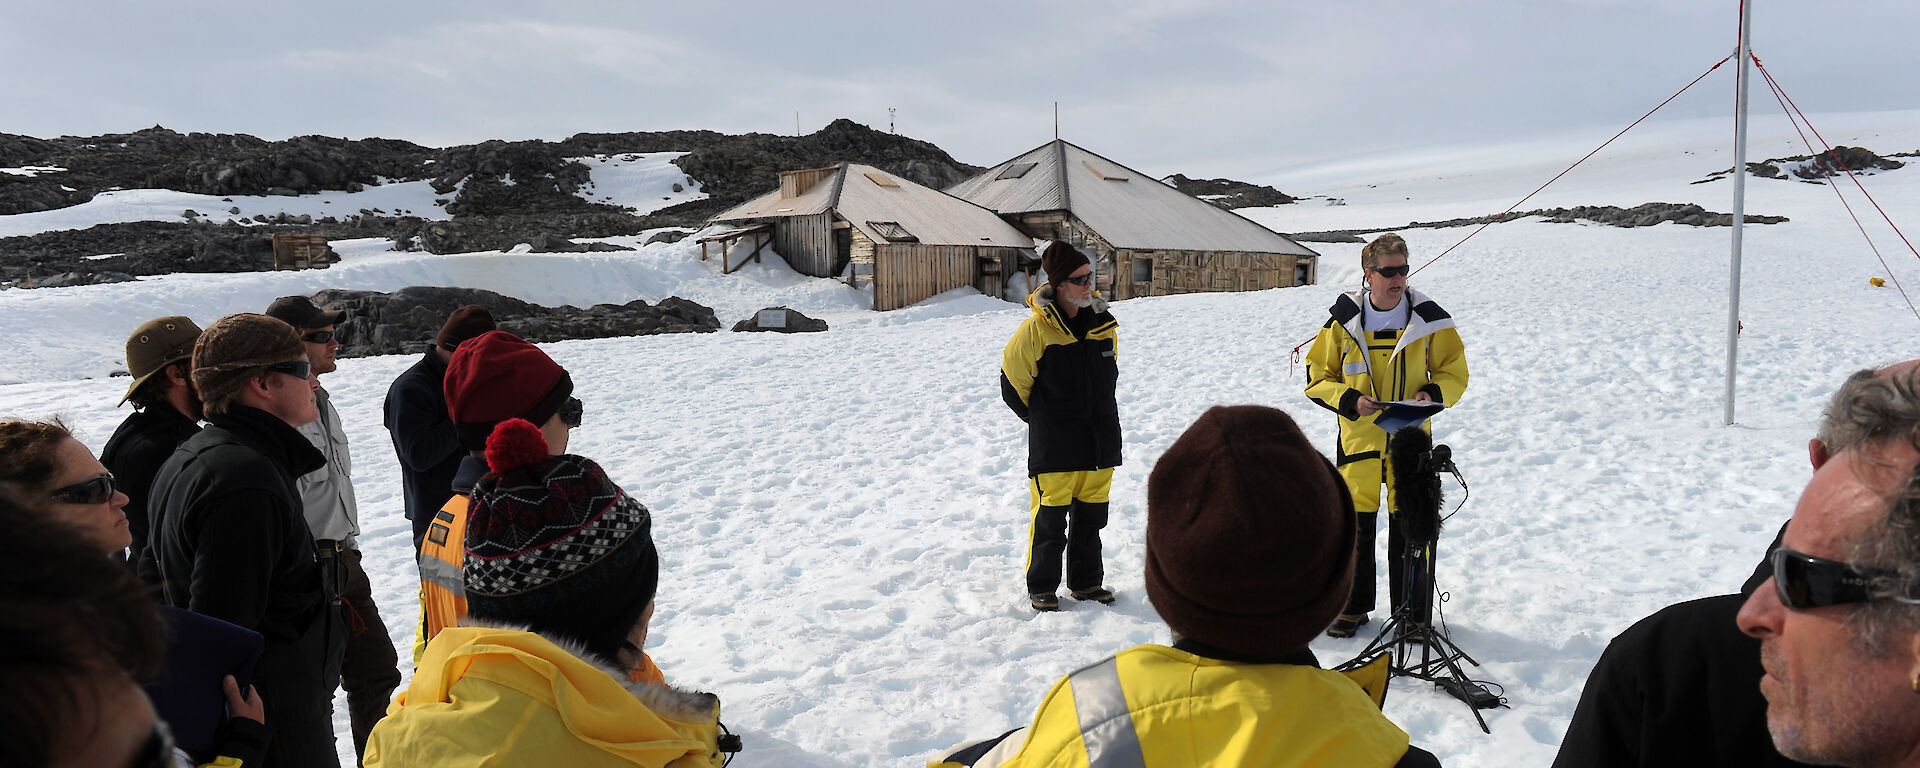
[559, 397, 584, 428]
[264, 359, 313, 380]
[1063, 273, 1094, 287]
[300, 329, 334, 344]
[47, 472, 117, 505]
[1371, 264, 1410, 278]
[1771, 547, 1920, 610]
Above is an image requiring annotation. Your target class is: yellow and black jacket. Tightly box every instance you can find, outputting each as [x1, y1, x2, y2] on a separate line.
[930, 643, 1436, 768]
[1303, 288, 1468, 477]
[1000, 285, 1121, 476]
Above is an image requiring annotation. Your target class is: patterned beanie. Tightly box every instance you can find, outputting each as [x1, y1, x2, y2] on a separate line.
[190, 314, 304, 412]
[464, 418, 659, 663]
[1041, 241, 1090, 288]
[1145, 405, 1356, 658]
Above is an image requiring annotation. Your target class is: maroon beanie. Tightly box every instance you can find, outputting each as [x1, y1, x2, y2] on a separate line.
[443, 331, 573, 452]
[436, 305, 497, 349]
[1041, 241, 1090, 287]
[1145, 405, 1356, 658]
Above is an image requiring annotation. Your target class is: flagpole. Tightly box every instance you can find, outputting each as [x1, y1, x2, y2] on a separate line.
[1724, 0, 1754, 425]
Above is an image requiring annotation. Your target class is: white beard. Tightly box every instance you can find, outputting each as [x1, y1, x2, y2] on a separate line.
[1063, 292, 1094, 309]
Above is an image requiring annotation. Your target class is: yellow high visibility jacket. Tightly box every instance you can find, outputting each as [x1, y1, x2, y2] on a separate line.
[932, 644, 1412, 768]
[1000, 285, 1121, 476]
[1303, 288, 1467, 510]
[368, 623, 725, 768]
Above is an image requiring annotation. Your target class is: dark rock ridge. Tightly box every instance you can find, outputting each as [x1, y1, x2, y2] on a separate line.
[731, 307, 828, 333]
[0, 119, 982, 281]
[309, 286, 719, 359]
[1292, 202, 1788, 241]
[1161, 174, 1298, 209]
[1696, 146, 1907, 184]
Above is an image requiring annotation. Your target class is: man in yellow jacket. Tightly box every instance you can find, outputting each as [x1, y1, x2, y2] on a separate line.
[1304, 233, 1468, 638]
[930, 406, 1440, 767]
[1001, 242, 1122, 612]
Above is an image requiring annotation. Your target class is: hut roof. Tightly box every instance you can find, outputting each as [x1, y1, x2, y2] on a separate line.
[946, 140, 1318, 257]
[712, 163, 1032, 249]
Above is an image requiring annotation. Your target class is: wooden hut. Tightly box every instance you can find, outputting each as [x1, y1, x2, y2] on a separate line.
[271, 233, 332, 270]
[946, 140, 1320, 300]
[708, 163, 1034, 311]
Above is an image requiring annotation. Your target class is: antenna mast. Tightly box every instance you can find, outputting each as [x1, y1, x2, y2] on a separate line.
[1723, 0, 1754, 425]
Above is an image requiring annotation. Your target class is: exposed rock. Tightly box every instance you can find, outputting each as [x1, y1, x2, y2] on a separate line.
[732, 306, 828, 333]
[1290, 202, 1787, 242]
[1697, 146, 1905, 184]
[308, 286, 719, 358]
[645, 229, 692, 246]
[1161, 174, 1298, 209]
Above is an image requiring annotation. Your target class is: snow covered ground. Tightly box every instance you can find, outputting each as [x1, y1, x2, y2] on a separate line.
[2, 110, 1917, 766]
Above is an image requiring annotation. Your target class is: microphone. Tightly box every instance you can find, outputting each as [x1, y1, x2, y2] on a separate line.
[1390, 426, 1444, 548]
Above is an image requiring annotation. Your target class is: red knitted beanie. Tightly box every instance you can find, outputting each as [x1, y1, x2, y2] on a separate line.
[443, 331, 572, 452]
[1145, 405, 1356, 658]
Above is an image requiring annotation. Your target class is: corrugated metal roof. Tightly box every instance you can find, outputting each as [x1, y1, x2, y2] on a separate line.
[709, 171, 836, 221]
[712, 163, 1031, 249]
[948, 140, 1319, 257]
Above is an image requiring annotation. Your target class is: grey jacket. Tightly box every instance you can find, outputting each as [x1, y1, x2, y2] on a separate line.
[295, 386, 359, 545]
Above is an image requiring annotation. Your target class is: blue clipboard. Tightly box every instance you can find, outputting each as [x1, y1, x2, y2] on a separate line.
[1375, 400, 1446, 433]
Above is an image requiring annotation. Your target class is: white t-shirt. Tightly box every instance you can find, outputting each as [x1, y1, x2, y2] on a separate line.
[1361, 292, 1411, 333]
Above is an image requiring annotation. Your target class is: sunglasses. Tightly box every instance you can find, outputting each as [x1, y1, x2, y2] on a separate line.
[559, 397, 584, 428]
[1064, 273, 1094, 287]
[264, 359, 313, 380]
[47, 473, 117, 505]
[1371, 265, 1410, 278]
[300, 329, 335, 344]
[1771, 547, 1917, 610]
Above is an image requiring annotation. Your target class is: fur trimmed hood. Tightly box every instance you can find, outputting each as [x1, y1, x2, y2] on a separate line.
[458, 617, 719, 723]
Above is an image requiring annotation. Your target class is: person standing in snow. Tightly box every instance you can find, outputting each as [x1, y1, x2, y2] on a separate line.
[930, 406, 1441, 767]
[149, 312, 344, 768]
[383, 304, 495, 554]
[102, 315, 204, 583]
[1000, 241, 1121, 612]
[1304, 233, 1468, 638]
[264, 294, 401, 766]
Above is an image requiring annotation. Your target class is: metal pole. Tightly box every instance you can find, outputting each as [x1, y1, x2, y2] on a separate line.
[1724, 0, 1754, 425]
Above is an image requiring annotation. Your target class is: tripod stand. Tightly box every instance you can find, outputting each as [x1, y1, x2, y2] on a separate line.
[1338, 539, 1500, 733]
[1336, 426, 1501, 732]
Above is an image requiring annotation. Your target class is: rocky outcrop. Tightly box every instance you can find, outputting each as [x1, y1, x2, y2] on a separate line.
[1161, 174, 1298, 209]
[731, 307, 828, 333]
[308, 286, 719, 358]
[1698, 146, 1906, 184]
[0, 119, 984, 273]
[1291, 202, 1787, 242]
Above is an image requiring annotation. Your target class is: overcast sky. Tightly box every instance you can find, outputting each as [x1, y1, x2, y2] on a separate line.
[4, 1, 1915, 181]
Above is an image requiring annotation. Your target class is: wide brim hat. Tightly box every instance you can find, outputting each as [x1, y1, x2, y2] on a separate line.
[119, 316, 204, 406]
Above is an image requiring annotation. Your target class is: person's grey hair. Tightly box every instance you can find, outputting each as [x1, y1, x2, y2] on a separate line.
[1832, 365, 1920, 655]
[1815, 368, 1882, 454]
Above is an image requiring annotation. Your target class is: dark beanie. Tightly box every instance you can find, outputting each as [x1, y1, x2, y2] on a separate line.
[1145, 405, 1356, 658]
[1041, 241, 1090, 287]
[464, 418, 659, 664]
[436, 305, 497, 349]
[443, 331, 573, 452]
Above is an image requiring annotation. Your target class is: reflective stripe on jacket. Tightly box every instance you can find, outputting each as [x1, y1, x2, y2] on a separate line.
[935, 644, 1413, 768]
[1000, 285, 1122, 476]
[369, 623, 726, 768]
[413, 492, 471, 666]
[1303, 288, 1468, 471]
